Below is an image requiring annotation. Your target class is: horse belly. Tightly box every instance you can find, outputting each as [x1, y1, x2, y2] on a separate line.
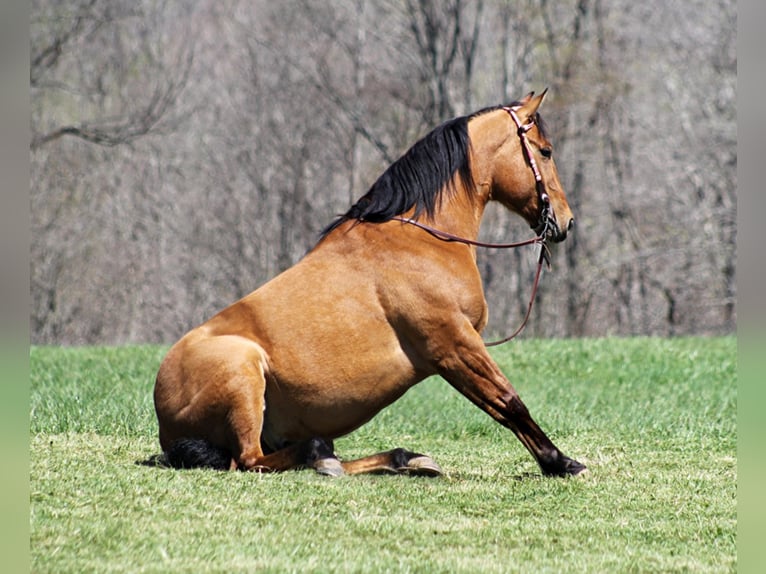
[261, 338, 420, 445]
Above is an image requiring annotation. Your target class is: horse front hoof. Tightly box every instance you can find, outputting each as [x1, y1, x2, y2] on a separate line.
[540, 453, 587, 477]
[569, 460, 590, 476]
[563, 459, 588, 477]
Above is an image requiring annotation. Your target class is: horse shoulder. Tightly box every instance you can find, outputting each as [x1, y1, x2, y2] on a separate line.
[374, 239, 488, 334]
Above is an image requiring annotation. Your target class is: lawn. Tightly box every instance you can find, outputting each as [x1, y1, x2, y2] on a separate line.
[29, 337, 736, 572]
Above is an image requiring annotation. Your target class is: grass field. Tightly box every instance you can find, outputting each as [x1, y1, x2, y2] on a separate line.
[29, 337, 736, 573]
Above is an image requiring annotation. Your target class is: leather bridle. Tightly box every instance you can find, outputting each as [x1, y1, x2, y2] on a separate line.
[393, 105, 556, 346]
[504, 106, 556, 240]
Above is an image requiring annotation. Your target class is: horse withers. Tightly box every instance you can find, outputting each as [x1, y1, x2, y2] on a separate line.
[153, 90, 586, 477]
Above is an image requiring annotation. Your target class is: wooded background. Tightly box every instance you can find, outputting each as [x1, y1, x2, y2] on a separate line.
[30, 0, 736, 345]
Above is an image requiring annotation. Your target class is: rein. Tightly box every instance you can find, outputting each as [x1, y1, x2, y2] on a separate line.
[392, 105, 553, 347]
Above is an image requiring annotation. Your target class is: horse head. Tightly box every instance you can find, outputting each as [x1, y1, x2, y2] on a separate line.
[472, 90, 574, 243]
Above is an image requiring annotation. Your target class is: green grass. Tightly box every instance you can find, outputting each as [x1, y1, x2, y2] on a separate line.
[30, 337, 736, 573]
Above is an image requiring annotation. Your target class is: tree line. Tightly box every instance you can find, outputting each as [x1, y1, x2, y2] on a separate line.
[30, 0, 736, 344]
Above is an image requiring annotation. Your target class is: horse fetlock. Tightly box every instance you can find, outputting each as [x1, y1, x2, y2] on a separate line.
[302, 437, 344, 476]
[303, 437, 335, 461]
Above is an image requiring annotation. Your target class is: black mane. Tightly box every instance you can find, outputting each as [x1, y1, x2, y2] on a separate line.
[321, 103, 547, 237]
[322, 111, 489, 236]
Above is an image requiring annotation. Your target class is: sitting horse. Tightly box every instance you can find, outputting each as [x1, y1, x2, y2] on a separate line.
[153, 90, 586, 477]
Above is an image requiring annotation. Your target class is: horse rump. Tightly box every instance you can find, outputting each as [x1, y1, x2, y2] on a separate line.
[164, 438, 233, 470]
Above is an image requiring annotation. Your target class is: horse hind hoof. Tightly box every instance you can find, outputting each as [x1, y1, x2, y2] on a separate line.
[313, 457, 345, 477]
[398, 454, 443, 477]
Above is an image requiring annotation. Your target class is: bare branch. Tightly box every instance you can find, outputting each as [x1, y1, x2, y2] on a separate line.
[30, 14, 194, 150]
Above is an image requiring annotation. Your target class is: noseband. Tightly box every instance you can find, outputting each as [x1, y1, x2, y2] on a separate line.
[393, 105, 555, 346]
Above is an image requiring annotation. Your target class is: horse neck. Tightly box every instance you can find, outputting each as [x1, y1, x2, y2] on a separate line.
[428, 180, 487, 241]
[427, 109, 509, 240]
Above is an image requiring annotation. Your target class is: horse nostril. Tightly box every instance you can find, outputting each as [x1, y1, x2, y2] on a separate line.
[567, 218, 575, 231]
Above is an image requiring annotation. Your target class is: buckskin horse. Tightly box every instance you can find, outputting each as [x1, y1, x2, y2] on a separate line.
[153, 90, 586, 477]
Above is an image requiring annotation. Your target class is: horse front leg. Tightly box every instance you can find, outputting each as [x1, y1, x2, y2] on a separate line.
[431, 323, 586, 477]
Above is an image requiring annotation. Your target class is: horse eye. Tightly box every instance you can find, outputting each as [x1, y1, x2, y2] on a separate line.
[540, 147, 553, 159]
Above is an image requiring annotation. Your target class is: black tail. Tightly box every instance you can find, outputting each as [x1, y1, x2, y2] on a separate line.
[164, 438, 233, 470]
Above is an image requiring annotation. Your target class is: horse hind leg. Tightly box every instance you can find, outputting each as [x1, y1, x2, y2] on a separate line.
[163, 435, 345, 476]
[340, 448, 443, 477]
[155, 336, 332, 474]
[220, 374, 344, 475]
[236, 438, 440, 477]
[247, 437, 345, 476]
[248, 445, 442, 477]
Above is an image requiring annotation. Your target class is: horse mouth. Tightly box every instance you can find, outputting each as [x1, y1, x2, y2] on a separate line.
[534, 215, 567, 243]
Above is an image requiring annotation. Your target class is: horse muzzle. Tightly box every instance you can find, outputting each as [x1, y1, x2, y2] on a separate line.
[534, 212, 573, 243]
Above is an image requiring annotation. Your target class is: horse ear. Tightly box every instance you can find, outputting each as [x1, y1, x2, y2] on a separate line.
[517, 88, 548, 121]
[517, 91, 535, 105]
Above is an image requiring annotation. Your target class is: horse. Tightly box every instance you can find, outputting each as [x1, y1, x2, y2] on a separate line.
[153, 90, 586, 477]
